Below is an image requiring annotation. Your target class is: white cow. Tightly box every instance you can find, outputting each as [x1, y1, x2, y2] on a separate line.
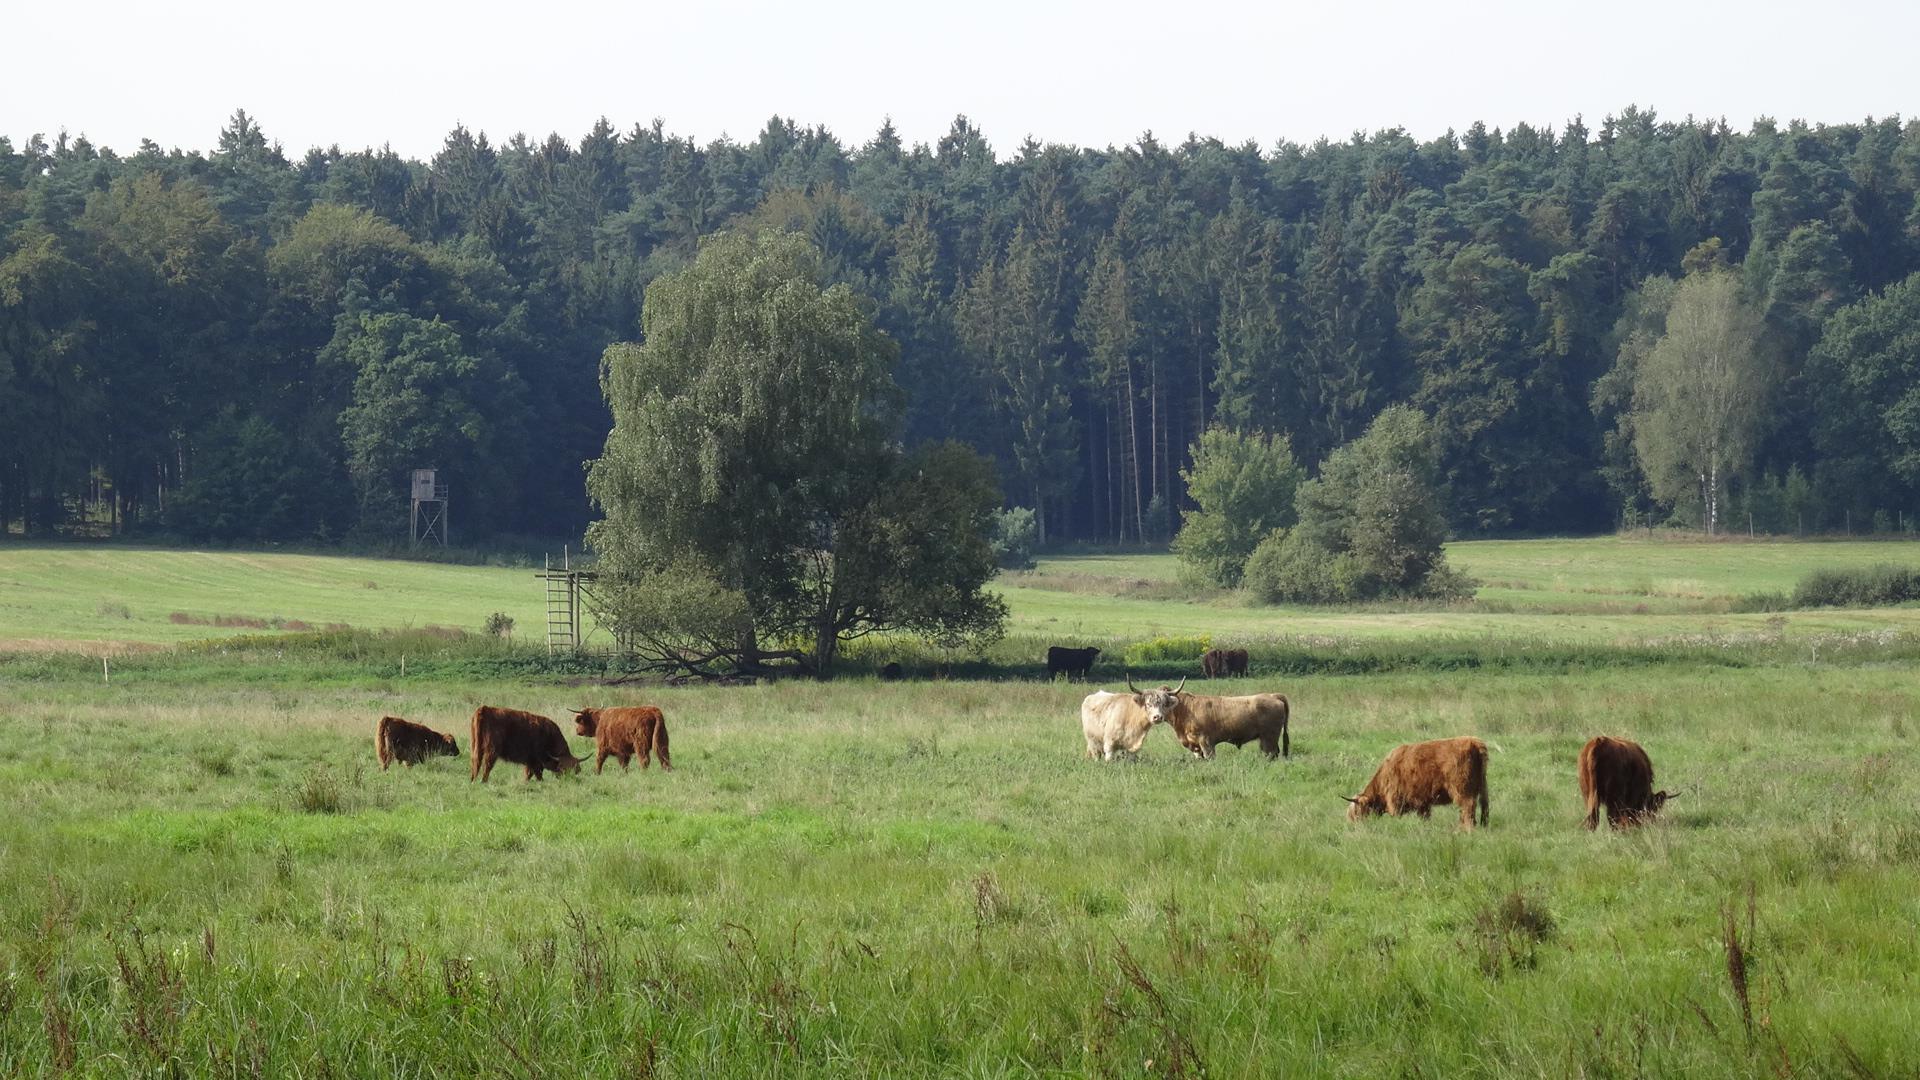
[1080, 690, 1162, 761]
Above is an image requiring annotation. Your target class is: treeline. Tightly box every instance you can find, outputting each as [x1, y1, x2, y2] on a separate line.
[4, 107, 1920, 543]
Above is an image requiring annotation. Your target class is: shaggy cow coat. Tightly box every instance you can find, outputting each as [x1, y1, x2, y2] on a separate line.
[571, 706, 672, 773]
[1132, 679, 1289, 759]
[374, 715, 459, 770]
[469, 706, 582, 782]
[1346, 736, 1490, 830]
[1079, 691, 1160, 761]
[1578, 735, 1673, 829]
[1200, 648, 1249, 678]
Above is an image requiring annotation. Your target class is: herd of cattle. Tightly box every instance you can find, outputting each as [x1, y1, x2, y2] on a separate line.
[374, 705, 671, 781]
[1082, 676, 1677, 831]
[370, 660, 1673, 832]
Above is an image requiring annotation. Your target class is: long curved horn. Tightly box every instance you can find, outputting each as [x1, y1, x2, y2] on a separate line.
[1126, 674, 1140, 695]
[1173, 676, 1187, 694]
[1340, 795, 1360, 804]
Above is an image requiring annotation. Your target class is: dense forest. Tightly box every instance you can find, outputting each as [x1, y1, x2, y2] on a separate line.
[4, 107, 1919, 545]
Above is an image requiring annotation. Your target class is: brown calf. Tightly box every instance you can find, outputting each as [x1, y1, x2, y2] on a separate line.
[374, 715, 459, 770]
[469, 706, 583, 782]
[1578, 735, 1676, 829]
[1345, 736, 1490, 830]
[571, 706, 672, 774]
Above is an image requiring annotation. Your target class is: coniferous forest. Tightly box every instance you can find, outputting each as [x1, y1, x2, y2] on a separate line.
[4, 108, 1920, 545]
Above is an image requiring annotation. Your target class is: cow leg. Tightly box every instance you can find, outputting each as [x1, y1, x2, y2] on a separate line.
[623, 751, 635, 771]
[1459, 798, 1476, 830]
[1260, 735, 1280, 760]
[595, 750, 608, 775]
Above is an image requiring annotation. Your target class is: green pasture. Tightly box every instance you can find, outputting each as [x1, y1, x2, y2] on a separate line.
[9, 536, 1920, 652]
[1, 665, 1916, 1075]
[0, 545, 544, 649]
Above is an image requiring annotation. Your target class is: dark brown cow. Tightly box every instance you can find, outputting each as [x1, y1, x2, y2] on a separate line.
[374, 715, 458, 770]
[1047, 646, 1101, 680]
[1578, 735, 1676, 829]
[571, 706, 672, 774]
[469, 706, 583, 782]
[1129, 676, 1290, 759]
[1344, 736, 1490, 830]
[1200, 648, 1250, 678]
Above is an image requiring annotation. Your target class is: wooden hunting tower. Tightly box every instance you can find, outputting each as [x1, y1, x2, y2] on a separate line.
[410, 468, 448, 548]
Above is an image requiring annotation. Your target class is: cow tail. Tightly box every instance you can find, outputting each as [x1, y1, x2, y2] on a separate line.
[469, 708, 482, 781]
[1281, 696, 1291, 759]
[1476, 745, 1491, 826]
[375, 718, 392, 770]
[655, 715, 672, 771]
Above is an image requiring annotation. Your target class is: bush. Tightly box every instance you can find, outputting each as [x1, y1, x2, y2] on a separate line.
[484, 612, 515, 638]
[1242, 529, 1339, 604]
[990, 507, 1038, 570]
[1122, 635, 1212, 668]
[1790, 565, 1920, 608]
[1171, 428, 1304, 588]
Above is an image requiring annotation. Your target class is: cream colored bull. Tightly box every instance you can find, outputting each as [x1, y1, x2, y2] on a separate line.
[1079, 690, 1162, 761]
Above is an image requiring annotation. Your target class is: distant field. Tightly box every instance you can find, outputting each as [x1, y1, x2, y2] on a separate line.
[0, 546, 543, 650]
[8, 537, 1920, 652]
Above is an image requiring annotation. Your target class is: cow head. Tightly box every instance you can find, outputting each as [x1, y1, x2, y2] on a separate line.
[571, 708, 598, 737]
[548, 751, 584, 775]
[438, 732, 460, 757]
[1126, 675, 1187, 729]
[1342, 793, 1383, 821]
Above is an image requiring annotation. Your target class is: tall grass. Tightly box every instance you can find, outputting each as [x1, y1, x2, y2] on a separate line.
[1, 665, 1917, 1074]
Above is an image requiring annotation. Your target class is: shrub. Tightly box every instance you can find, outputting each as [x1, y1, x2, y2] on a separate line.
[484, 612, 516, 638]
[1171, 428, 1303, 588]
[1242, 529, 1339, 604]
[990, 507, 1038, 570]
[1791, 564, 1920, 608]
[1122, 635, 1212, 667]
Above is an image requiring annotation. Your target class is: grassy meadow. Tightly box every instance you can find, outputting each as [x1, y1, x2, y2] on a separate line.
[3, 536, 1920, 1075]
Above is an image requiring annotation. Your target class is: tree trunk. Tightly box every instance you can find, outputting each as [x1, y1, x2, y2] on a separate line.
[1124, 371, 1143, 543]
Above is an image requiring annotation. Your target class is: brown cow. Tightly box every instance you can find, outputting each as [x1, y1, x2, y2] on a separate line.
[469, 706, 583, 782]
[1578, 735, 1676, 829]
[374, 715, 459, 770]
[571, 706, 672, 774]
[1129, 676, 1290, 759]
[1200, 648, 1250, 678]
[1344, 736, 1490, 830]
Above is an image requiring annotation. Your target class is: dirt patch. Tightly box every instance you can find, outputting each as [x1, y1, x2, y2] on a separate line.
[0, 637, 169, 657]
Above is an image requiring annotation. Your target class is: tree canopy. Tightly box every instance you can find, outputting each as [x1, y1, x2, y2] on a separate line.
[7, 109, 1920, 542]
[584, 230, 1005, 675]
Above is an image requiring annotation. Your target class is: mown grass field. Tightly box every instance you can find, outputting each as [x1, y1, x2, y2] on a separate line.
[3, 537, 1920, 1075]
[10, 535, 1920, 651]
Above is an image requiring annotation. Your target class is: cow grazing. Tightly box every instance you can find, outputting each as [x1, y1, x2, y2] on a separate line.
[1578, 735, 1676, 829]
[1080, 690, 1162, 761]
[1200, 648, 1250, 678]
[1344, 736, 1490, 830]
[571, 706, 672, 774]
[374, 715, 458, 770]
[1047, 646, 1102, 680]
[469, 706, 583, 782]
[1129, 676, 1291, 759]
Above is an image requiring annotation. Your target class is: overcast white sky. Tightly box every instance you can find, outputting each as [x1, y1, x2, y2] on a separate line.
[12, 0, 1916, 160]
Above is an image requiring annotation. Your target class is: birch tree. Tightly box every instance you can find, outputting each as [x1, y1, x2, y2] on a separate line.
[1630, 270, 1773, 534]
